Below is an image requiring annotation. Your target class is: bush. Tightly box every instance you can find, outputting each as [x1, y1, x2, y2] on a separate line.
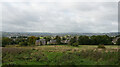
[116, 38, 120, 45]
[97, 44, 106, 49]
[72, 42, 79, 47]
[19, 41, 28, 46]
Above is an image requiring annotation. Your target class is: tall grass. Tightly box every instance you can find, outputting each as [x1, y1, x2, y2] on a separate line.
[2, 46, 119, 65]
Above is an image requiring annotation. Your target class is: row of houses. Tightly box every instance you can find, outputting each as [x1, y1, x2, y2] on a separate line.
[36, 36, 120, 46]
[35, 39, 70, 46]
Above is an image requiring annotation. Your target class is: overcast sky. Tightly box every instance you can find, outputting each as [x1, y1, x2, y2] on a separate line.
[1, 2, 118, 33]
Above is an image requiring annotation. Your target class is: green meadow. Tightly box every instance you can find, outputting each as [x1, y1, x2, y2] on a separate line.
[2, 45, 119, 65]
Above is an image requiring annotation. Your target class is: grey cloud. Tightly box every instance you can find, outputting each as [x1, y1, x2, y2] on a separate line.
[2, 2, 118, 33]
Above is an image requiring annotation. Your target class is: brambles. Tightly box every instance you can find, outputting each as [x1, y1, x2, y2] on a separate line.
[98, 44, 106, 49]
[19, 41, 28, 46]
[72, 42, 79, 47]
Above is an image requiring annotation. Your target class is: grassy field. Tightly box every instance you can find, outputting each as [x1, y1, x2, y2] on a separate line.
[2, 45, 119, 65]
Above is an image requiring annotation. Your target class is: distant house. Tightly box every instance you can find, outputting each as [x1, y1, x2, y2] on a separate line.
[8, 36, 11, 38]
[61, 40, 70, 44]
[35, 40, 40, 46]
[47, 40, 57, 44]
[35, 39, 46, 46]
[40, 39, 46, 45]
[66, 37, 71, 40]
[112, 37, 120, 44]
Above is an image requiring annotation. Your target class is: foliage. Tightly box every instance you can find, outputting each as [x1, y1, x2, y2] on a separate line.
[72, 42, 79, 47]
[62, 37, 66, 40]
[116, 38, 120, 45]
[27, 36, 37, 45]
[68, 36, 77, 45]
[2, 37, 13, 47]
[44, 37, 51, 44]
[55, 36, 61, 44]
[78, 36, 91, 45]
[90, 35, 112, 45]
[97, 44, 106, 49]
[19, 41, 28, 46]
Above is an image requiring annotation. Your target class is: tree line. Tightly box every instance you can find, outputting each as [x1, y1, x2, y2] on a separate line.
[69, 35, 115, 47]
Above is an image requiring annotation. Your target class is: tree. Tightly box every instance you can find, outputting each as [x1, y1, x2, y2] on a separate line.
[2, 37, 13, 47]
[68, 36, 78, 46]
[27, 36, 37, 45]
[90, 35, 112, 45]
[55, 36, 61, 45]
[62, 37, 66, 40]
[72, 42, 79, 47]
[68, 38, 74, 45]
[44, 37, 51, 45]
[78, 36, 91, 45]
[14, 38, 26, 45]
[44, 37, 51, 41]
[116, 38, 120, 45]
[19, 41, 28, 46]
[36, 37, 40, 40]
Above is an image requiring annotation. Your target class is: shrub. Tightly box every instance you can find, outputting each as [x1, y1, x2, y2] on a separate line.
[72, 42, 79, 47]
[19, 41, 28, 46]
[97, 44, 106, 49]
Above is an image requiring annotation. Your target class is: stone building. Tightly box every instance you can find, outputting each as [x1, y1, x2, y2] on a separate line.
[35, 39, 46, 46]
[47, 40, 57, 44]
[61, 40, 70, 44]
[35, 40, 40, 46]
[112, 37, 120, 44]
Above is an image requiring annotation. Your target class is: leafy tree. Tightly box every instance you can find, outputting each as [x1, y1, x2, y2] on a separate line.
[44, 37, 51, 41]
[11, 37, 16, 38]
[14, 38, 26, 44]
[90, 35, 112, 45]
[19, 41, 28, 46]
[116, 38, 120, 45]
[44, 37, 51, 45]
[68, 36, 78, 46]
[78, 36, 91, 45]
[116, 35, 120, 37]
[2, 37, 13, 47]
[62, 37, 66, 40]
[27, 36, 37, 45]
[72, 42, 79, 47]
[55, 36, 61, 45]
[36, 37, 40, 40]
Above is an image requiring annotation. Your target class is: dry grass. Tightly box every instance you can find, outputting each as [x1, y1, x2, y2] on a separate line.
[4, 45, 119, 53]
[6, 45, 118, 53]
